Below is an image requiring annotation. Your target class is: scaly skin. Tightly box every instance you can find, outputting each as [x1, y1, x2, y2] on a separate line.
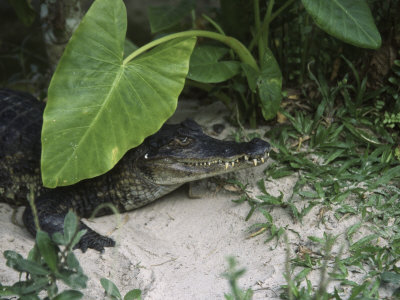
[0, 89, 270, 252]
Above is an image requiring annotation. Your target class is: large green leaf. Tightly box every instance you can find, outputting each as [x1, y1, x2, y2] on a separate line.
[148, 0, 195, 33]
[257, 48, 282, 120]
[302, 0, 381, 49]
[187, 45, 241, 83]
[42, 0, 196, 187]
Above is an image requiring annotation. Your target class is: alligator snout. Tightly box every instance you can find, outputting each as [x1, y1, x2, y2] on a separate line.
[246, 138, 270, 156]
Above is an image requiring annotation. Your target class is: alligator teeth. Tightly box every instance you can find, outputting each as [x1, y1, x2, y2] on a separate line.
[253, 159, 258, 166]
[261, 157, 264, 163]
[231, 162, 235, 167]
[225, 162, 229, 170]
[208, 162, 211, 166]
[244, 155, 249, 161]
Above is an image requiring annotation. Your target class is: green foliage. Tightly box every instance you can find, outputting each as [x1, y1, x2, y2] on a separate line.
[40, 0, 382, 187]
[302, 0, 381, 49]
[0, 211, 87, 299]
[101, 278, 142, 300]
[188, 45, 241, 83]
[223, 257, 253, 300]
[0, 211, 142, 300]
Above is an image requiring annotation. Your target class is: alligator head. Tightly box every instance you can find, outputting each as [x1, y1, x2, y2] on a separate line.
[135, 119, 270, 185]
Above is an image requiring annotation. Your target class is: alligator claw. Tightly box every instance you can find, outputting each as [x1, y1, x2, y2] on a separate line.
[74, 223, 115, 252]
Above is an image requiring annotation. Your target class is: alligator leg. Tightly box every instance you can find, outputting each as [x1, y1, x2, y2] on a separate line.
[22, 191, 115, 252]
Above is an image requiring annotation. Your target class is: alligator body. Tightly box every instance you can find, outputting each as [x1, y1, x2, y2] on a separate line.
[0, 89, 270, 252]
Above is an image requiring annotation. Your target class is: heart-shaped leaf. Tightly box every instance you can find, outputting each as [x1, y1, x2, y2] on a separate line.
[42, 0, 196, 187]
[302, 0, 381, 49]
[187, 45, 241, 83]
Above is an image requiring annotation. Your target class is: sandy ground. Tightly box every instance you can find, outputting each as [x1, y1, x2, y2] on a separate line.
[0, 99, 391, 299]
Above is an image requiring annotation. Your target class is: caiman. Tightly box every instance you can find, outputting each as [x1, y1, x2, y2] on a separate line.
[0, 89, 270, 252]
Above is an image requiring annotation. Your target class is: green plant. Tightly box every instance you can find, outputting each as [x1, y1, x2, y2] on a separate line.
[38, 0, 382, 188]
[0, 210, 142, 300]
[223, 257, 253, 300]
[0, 211, 88, 299]
[100, 278, 142, 300]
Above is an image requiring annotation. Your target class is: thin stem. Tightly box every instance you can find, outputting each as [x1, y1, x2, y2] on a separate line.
[254, 0, 264, 62]
[263, 0, 275, 50]
[249, 0, 295, 51]
[27, 184, 40, 231]
[270, 0, 296, 22]
[123, 30, 259, 72]
[202, 14, 226, 35]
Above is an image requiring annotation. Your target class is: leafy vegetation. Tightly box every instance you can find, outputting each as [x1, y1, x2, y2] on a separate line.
[21, 0, 380, 187]
[228, 67, 400, 297]
[0, 211, 141, 300]
[2, 0, 399, 298]
[223, 257, 254, 300]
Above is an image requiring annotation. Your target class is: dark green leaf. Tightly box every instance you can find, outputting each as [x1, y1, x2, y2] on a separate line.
[0, 285, 18, 297]
[256, 194, 282, 205]
[57, 270, 88, 289]
[52, 232, 67, 245]
[4, 250, 24, 271]
[294, 268, 312, 282]
[147, 0, 195, 33]
[53, 290, 84, 300]
[302, 0, 381, 49]
[12, 278, 49, 295]
[70, 230, 87, 249]
[241, 63, 258, 92]
[42, 0, 196, 187]
[36, 230, 58, 272]
[347, 222, 362, 240]
[308, 236, 324, 244]
[101, 278, 122, 299]
[381, 272, 400, 284]
[257, 48, 282, 120]
[14, 259, 49, 276]
[188, 45, 241, 83]
[66, 252, 82, 273]
[64, 211, 79, 243]
[124, 289, 142, 300]
[350, 234, 378, 251]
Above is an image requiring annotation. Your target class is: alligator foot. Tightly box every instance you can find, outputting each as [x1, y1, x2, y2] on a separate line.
[75, 222, 115, 252]
[22, 192, 116, 252]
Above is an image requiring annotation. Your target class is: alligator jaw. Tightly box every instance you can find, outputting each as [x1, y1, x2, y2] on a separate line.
[181, 152, 270, 170]
[139, 149, 270, 185]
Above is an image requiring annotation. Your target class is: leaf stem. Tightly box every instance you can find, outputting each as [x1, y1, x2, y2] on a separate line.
[202, 14, 226, 35]
[263, 0, 275, 49]
[123, 30, 259, 71]
[249, 0, 295, 51]
[270, 0, 296, 22]
[254, 0, 264, 62]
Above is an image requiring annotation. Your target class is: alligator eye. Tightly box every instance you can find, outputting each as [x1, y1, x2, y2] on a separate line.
[171, 136, 191, 146]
